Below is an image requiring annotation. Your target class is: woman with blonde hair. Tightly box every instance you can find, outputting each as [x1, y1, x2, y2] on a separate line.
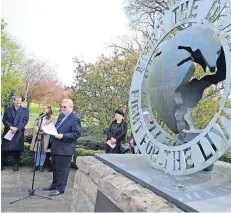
[30, 104, 55, 172]
[105, 109, 128, 154]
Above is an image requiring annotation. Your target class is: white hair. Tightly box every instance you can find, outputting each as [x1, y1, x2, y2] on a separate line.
[13, 96, 22, 101]
[62, 99, 74, 108]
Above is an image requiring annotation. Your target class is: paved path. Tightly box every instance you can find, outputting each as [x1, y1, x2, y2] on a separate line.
[1, 167, 75, 212]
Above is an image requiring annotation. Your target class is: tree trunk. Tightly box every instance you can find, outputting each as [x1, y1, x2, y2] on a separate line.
[27, 101, 30, 109]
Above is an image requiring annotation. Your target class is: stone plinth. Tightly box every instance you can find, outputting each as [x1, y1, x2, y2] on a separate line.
[95, 154, 231, 212]
[71, 156, 182, 212]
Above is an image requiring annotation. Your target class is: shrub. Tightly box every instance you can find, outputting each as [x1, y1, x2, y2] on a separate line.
[24, 126, 107, 150]
[4, 142, 104, 166]
[80, 125, 107, 136]
[24, 135, 33, 144]
[4, 142, 34, 166]
[21, 142, 34, 166]
[76, 148, 104, 156]
[220, 152, 231, 163]
[24, 128, 33, 144]
[78, 134, 107, 150]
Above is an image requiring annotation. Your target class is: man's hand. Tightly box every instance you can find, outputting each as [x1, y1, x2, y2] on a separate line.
[55, 134, 64, 140]
[10, 126, 17, 133]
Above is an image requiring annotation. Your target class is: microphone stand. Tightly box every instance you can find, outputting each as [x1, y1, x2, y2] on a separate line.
[10, 116, 52, 204]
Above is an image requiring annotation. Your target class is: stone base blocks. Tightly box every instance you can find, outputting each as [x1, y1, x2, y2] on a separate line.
[71, 156, 182, 212]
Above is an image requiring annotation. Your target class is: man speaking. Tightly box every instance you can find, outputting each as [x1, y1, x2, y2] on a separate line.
[43, 99, 81, 196]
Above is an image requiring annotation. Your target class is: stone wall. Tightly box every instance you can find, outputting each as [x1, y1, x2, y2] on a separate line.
[71, 156, 183, 212]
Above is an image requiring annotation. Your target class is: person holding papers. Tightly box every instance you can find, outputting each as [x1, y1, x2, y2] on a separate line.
[105, 109, 128, 154]
[30, 105, 55, 172]
[1, 96, 29, 171]
[43, 99, 81, 196]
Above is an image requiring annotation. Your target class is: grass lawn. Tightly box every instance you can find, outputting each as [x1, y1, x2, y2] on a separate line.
[25, 119, 34, 129]
[26, 103, 60, 129]
[29, 103, 60, 116]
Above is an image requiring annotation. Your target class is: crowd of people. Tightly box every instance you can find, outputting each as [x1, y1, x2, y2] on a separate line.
[1, 96, 139, 196]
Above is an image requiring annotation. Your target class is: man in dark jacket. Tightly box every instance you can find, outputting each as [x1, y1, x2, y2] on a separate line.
[2, 96, 29, 171]
[43, 99, 81, 196]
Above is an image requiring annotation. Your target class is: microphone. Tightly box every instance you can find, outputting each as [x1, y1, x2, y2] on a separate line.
[36, 112, 50, 120]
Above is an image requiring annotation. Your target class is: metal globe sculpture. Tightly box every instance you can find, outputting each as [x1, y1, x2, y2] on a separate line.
[129, 0, 231, 175]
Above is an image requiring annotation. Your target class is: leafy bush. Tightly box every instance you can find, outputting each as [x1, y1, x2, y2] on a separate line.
[24, 128, 33, 143]
[220, 152, 231, 163]
[76, 148, 104, 156]
[80, 125, 107, 136]
[24, 135, 33, 144]
[24, 126, 107, 150]
[4, 142, 34, 166]
[21, 143, 34, 166]
[77, 125, 107, 150]
[78, 134, 107, 150]
[4, 142, 104, 166]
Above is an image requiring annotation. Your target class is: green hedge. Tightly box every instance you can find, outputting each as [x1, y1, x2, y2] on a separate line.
[220, 152, 231, 163]
[24, 134, 107, 151]
[25, 126, 107, 151]
[4, 143, 34, 166]
[76, 148, 104, 156]
[21, 143, 34, 166]
[78, 126, 107, 150]
[4, 142, 104, 166]
[78, 134, 106, 150]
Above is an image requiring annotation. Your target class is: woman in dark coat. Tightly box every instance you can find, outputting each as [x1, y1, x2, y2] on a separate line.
[105, 109, 128, 154]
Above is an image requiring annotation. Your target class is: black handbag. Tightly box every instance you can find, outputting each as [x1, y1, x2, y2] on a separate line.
[120, 142, 130, 153]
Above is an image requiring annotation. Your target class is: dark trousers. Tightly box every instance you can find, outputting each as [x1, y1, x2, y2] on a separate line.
[2, 151, 21, 165]
[45, 152, 53, 170]
[51, 154, 72, 192]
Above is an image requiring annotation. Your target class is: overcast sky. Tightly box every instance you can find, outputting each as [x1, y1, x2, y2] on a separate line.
[2, 0, 131, 86]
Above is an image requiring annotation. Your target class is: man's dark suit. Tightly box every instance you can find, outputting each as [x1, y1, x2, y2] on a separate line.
[2, 106, 29, 168]
[50, 112, 81, 192]
[2, 106, 29, 151]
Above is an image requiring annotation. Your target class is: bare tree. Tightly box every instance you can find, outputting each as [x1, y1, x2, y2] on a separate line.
[21, 57, 59, 107]
[123, 0, 172, 37]
[107, 36, 139, 54]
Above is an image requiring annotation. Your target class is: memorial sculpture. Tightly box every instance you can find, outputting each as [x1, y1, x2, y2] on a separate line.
[129, 0, 231, 175]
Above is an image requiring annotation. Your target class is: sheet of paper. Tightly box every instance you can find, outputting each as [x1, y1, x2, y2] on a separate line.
[107, 140, 116, 149]
[4, 130, 15, 141]
[42, 122, 58, 136]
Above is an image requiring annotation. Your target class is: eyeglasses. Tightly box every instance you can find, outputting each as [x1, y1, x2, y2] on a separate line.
[61, 106, 67, 109]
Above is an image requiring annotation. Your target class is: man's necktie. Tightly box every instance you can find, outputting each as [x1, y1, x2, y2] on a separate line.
[56, 114, 65, 129]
